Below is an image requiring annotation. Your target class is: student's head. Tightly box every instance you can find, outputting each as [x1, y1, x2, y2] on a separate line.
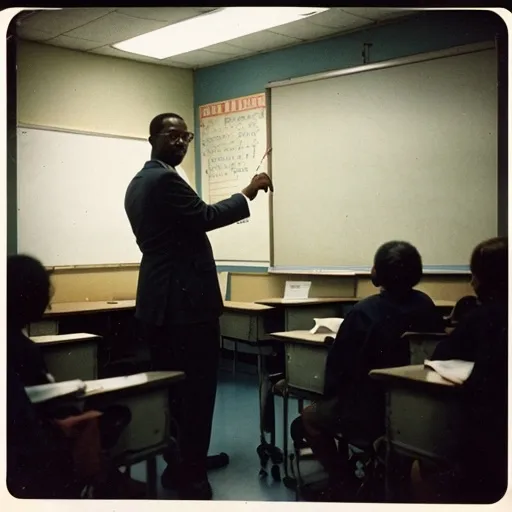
[7, 255, 53, 330]
[371, 241, 423, 295]
[470, 236, 508, 302]
[148, 113, 194, 167]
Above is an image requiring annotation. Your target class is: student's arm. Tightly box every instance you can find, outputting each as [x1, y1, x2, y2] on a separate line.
[157, 171, 250, 232]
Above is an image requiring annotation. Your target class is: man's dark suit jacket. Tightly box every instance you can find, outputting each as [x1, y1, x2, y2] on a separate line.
[125, 160, 250, 326]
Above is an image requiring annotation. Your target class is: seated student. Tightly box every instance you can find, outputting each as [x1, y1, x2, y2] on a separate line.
[428, 236, 507, 503]
[300, 241, 445, 500]
[6, 254, 144, 498]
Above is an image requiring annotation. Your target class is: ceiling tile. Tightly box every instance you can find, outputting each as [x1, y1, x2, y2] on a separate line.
[64, 12, 168, 44]
[16, 8, 116, 37]
[228, 31, 304, 52]
[114, 7, 205, 23]
[268, 19, 344, 40]
[162, 50, 237, 68]
[200, 42, 253, 56]
[15, 26, 54, 41]
[306, 9, 373, 30]
[46, 35, 102, 51]
[340, 8, 413, 21]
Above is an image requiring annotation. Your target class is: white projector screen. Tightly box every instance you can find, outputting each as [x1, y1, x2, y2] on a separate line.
[269, 43, 498, 272]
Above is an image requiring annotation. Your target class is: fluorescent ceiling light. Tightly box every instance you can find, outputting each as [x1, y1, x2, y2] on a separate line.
[113, 7, 329, 59]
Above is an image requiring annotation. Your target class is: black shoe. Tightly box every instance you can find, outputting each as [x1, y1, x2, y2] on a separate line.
[161, 453, 229, 490]
[177, 479, 213, 501]
[206, 452, 229, 471]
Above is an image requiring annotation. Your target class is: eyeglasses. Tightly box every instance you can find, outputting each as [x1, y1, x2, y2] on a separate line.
[158, 130, 194, 144]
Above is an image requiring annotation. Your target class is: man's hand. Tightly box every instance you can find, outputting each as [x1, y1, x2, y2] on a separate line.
[242, 173, 274, 201]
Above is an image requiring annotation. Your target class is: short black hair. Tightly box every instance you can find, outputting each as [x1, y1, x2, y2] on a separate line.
[7, 254, 52, 329]
[373, 241, 423, 293]
[470, 236, 508, 301]
[149, 113, 184, 137]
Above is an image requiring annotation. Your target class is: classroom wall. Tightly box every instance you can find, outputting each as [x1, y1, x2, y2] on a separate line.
[13, 40, 195, 295]
[13, 11, 501, 303]
[193, 9, 503, 303]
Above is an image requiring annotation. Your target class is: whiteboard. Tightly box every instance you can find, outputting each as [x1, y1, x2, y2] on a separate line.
[17, 126, 148, 266]
[268, 44, 498, 271]
[199, 93, 269, 264]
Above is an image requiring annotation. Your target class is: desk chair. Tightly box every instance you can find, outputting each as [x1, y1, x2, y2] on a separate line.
[286, 313, 419, 499]
[289, 425, 387, 502]
[403, 331, 449, 365]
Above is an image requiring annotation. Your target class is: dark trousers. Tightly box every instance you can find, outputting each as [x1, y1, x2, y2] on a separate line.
[141, 320, 221, 480]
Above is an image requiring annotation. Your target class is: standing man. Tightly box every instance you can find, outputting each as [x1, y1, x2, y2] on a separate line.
[124, 113, 273, 500]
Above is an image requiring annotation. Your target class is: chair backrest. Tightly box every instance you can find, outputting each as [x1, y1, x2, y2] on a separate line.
[402, 331, 449, 364]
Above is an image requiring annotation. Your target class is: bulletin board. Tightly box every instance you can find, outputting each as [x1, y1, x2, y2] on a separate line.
[199, 93, 270, 265]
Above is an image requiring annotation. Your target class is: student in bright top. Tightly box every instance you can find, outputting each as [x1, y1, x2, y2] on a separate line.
[6, 254, 144, 499]
[428, 236, 508, 503]
[298, 241, 445, 500]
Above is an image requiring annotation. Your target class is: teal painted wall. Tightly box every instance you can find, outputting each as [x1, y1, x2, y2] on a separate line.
[193, 10, 504, 197]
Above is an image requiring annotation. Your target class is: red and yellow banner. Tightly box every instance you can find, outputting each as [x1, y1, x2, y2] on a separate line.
[200, 93, 266, 119]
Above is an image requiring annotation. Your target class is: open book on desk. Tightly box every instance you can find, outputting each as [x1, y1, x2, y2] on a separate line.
[310, 317, 344, 335]
[424, 359, 475, 385]
[26, 374, 149, 404]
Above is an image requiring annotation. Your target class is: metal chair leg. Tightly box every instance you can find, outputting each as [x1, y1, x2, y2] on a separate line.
[233, 340, 238, 375]
[283, 391, 289, 477]
[146, 456, 158, 499]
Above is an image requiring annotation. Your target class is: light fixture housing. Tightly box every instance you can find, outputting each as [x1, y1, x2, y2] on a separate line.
[113, 7, 330, 59]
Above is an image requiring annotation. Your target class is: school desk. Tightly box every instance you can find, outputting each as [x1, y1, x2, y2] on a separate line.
[31, 332, 101, 381]
[369, 365, 464, 500]
[269, 330, 332, 486]
[28, 300, 136, 335]
[29, 300, 139, 377]
[84, 371, 185, 498]
[255, 298, 356, 330]
[402, 332, 450, 365]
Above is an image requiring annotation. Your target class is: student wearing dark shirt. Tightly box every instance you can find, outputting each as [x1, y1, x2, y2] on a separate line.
[300, 241, 445, 499]
[6, 255, 144, 498]
[430, 237, 507, 503]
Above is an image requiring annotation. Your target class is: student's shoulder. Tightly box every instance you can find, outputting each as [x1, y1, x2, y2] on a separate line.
[410, 289, 437, 306]
[350, 294, 382, 315]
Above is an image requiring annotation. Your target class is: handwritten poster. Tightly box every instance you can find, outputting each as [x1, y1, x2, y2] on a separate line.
[200, 93, 270, 264]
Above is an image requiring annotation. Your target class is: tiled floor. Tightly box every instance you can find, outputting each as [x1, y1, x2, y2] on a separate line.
[130, 361, 299, 501]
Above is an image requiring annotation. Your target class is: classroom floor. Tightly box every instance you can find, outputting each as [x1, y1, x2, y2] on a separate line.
[130, 359, 297, 501]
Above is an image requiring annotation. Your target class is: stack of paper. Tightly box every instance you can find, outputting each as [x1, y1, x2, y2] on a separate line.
[424, 359, 475, 385]
[310, 317, 344, 335]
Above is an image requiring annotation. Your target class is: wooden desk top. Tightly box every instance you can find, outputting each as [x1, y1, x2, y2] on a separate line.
[223, 300, 274, 312]
[256, 297, 359, 307]
[31, 332, 101, 345]
[370, 365, 457, 389]
[44, 300, 136, 317]
[84, 371, 185, 398]
[270, 330, 333, 346]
